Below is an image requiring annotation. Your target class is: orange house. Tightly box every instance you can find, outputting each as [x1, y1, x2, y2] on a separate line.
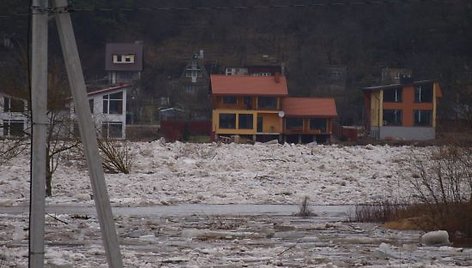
[282, 97, 337, 143]
[211, 74, 287, 142]
[363, 80, 442, 140]
[210, 74, 337, 143]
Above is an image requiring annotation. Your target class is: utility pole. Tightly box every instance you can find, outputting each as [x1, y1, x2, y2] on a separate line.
[29, 0, 48, 266]
[28, 0, 123, 266]
[52, 0, 123, 267]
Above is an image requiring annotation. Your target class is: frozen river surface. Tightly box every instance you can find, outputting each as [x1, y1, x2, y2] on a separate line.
[1, 142, 471, 266]
[1, 204, 471, 267]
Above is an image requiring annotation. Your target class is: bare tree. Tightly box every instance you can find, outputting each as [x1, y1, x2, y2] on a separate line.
[1, 51, 83, 196]
[406, 145, 472, 236]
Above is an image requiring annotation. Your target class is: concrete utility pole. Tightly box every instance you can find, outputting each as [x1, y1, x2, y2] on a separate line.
[28, 0, 123, 266]
[29, 0, 49, 267]
[52, 0, 123, 267]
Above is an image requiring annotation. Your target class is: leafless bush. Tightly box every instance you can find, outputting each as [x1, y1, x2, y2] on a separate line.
[408, 146, 472, 210]
[405, 145, 472, 239]
[98, 138, 133, 174]
[294, 196, 316, 217]
[0, 138, 28, 165]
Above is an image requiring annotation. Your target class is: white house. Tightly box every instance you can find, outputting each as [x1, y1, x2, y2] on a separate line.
[70, 84, 130, 139]
[0, 93, 29, 137]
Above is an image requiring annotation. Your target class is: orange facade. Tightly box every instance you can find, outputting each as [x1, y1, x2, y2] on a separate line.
[382, 85, 434, 127]
[211, 75, 337, 142]
[363, 80, 442, 140]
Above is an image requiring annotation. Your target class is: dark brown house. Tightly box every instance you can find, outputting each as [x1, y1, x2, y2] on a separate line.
[105, 42, 143, 85]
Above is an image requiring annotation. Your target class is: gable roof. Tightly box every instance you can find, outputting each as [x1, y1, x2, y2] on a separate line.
[283, 97, 337, 117]
[68, 84, 131, 100]
[210, 75, 288, 96]
[87, 83, 131, 97]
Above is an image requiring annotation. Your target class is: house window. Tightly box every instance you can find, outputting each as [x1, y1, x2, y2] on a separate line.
[383, 88, 402, 102]
[310, 118, 327, 132]
[383, 109, 402, 126]
[219, 113, 236, 129]
[238, 114, 253, 129]
[286, 118, 303, 130]
[415, 85, 433, 103]
[258, 96, 277, 109]
[222, 96, 237, 105]
[3, 120, 24, 137]
[3, 97, 25, 112]
[185, 85, 197, 94]
[112, 54, 135, 64]
[103, 92, 123, 114]
[243, 96, 252, 109]
[185, 69, 202, 78]
[414, 110, 432, 126]
[101, 122, 123, 139]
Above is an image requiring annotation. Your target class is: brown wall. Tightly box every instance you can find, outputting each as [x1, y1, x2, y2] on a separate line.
[284, 117, 333, 135]
[160, 120, 211, 141]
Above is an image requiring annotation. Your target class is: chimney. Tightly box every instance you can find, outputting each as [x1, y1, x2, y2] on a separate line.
[274, 72, 281, 83]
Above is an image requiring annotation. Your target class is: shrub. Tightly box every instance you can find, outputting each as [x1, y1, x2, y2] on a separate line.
[355, 145, 472, 245]
[98, 139, 133, 174]
[295, 196, 316, 217]
[353, 201, 405, 223]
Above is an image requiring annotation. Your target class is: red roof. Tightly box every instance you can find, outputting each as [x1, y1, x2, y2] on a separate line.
[87, 83, 131, 97]
[283, 97, 337, 117]
[210, 75, 288, 96]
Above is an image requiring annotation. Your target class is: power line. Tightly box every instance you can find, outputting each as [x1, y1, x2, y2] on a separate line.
[0, 0, 456, 18]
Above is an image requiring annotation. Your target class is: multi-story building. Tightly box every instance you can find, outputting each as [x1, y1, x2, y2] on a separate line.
[168, 51, 211, 120]
[211, 74, 287, 142]
[105, 42, 143, 85]
[69, 84, 130, 139]
[362, 79, 442, 140]
[210, 74, 337, 143]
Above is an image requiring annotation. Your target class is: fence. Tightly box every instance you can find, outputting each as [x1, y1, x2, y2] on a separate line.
[160, 120, 211, 142]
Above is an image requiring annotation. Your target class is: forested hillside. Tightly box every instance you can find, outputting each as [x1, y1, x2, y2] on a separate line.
[1, 0, 471, 124]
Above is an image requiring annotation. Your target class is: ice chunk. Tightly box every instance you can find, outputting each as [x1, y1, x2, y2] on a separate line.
[421, 230, 450, 246]
[375, 242, 401, 259]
